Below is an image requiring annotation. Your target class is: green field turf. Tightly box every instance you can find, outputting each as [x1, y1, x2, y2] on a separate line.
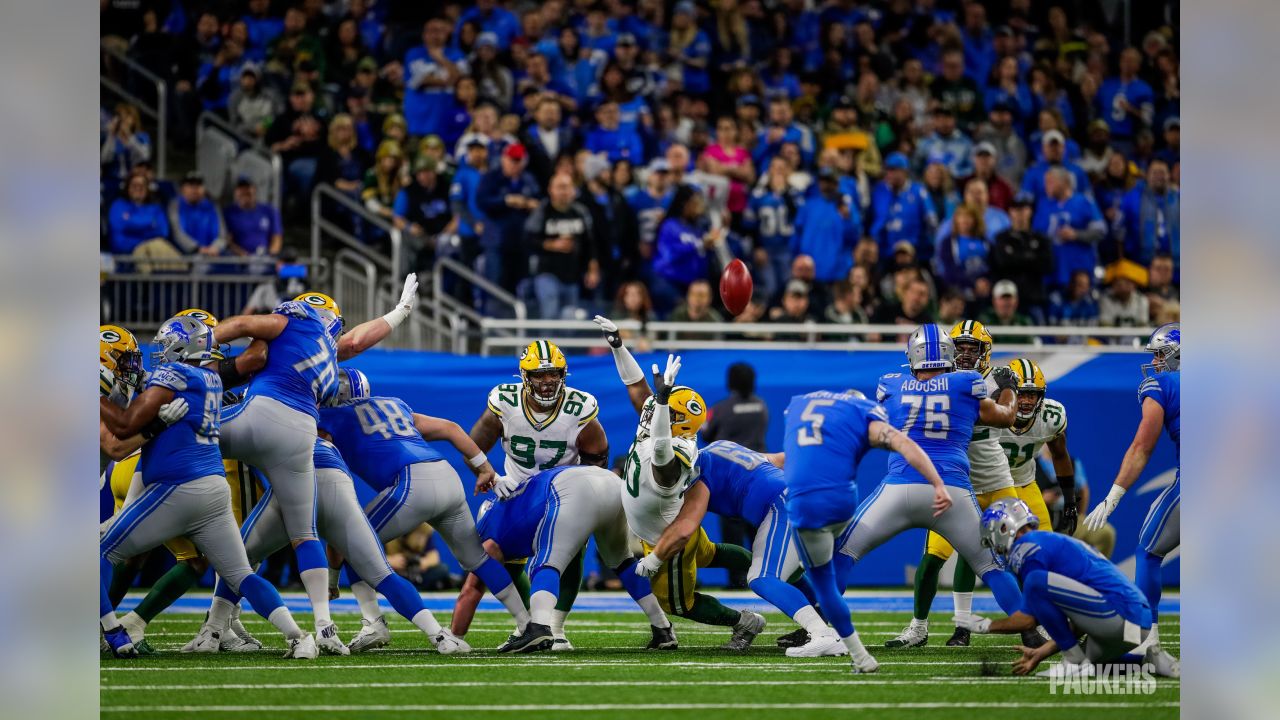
[101, 607, 1179, 719]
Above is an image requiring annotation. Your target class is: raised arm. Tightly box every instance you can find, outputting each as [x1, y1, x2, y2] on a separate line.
[869, 419, 951, 516]
[213, 313, 287, 344]
[592, 315, 652, 413]
[414, 412, 497, 494]
[977, 368, 1020, 428]
[337, 274, 418, 360]
[1085, 397, 1164, 531]
[648, 355, 686, 489]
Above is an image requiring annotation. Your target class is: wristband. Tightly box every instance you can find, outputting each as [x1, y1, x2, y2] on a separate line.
[382, 305, 410, 330]
[467, 451, 488, 469]
[139, 415, 169, 440]
[218, 356, 248, 388]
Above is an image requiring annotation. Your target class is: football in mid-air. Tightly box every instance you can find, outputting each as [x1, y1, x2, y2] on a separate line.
[719, 259, 753, 316]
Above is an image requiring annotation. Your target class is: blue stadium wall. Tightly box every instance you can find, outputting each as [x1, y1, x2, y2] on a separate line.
[103, 348, 1178, 588]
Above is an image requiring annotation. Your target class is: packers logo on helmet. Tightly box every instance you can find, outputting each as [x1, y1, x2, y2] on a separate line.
[176, 308, 219, 328]
[1008, 358, 1047, 423]
[639, 386, 707, 440]
[100, 324, 144, 390]
[519, 340, 568, 409]
[294, 291, 344, 340]
[950, 320, 994, 372]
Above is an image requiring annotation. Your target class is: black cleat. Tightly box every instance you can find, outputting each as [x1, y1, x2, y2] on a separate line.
[647, 624, 678, 650]
[497, 623, 553, 653]
[776, 627, 811, 648]
[1020, 628, 1048, 649]
[946, 627, 971, 647]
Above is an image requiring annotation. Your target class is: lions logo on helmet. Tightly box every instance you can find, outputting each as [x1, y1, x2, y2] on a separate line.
[175, 308, 226, 359]
[1142, 322, 1180, 376]
[294, 291, 344, 341]
[638, 386, 707, 440]
[980, 498, 1040, 558]
[1008, 358, 1047, 423]
[518, 340, 568, 409]
[906, 324, 956, 372]
[152, 316, 218, 365]
[100, 324, 144, 391]
[950, 320, 993, 372]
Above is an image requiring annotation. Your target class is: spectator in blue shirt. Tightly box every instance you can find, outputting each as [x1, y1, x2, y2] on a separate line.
[961, 2, 996, 91]
[476, 143, 543, 299]
[100, 104, 152, 199]
[1118, 158, 1179, 270]
[1033, 168, 1106, 289]
[456, 0, 521, 52]
[1021, 130, 1092, 204]
[870, 152, 938, 264]
[984, 56, 1033, 127]
[403, 19, 469, 138]
[167, 173, 226, 258]
[195, 38, 245, 113]
[932, 204, 991, 299]
[754, 97, 816, 170]
[651, 184, 719, 315]
[792, 168, 861, 285]
[761, 46, 801, 100]
[914, 105, 974, 178]
[1047, 269, 1101, 342]
[242, 0, 283, 61]
[585, 101, 645, 164]
[668, 2, 711, 95]
[1096, 48, 1156, 152]
[450, 139, 490, 251]
[223, 178, 283, 258]
[937, 178, 1010, 243]
[108, 171, 173, 255]
[743, 157, 800, 301]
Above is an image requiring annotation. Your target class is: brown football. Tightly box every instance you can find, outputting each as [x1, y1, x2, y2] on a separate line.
[719, 259, 753, 317]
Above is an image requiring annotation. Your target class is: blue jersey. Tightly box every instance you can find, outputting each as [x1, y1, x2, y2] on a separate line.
[318, 397, 443, 491]
[625, 187, 669, 247]
[1010, 530, 1151, 627]
[783, 391, 888, 499]
[244, 301, 338, 420]
[743, 186, 798, 251]
[475, 465, 571, 558]
[313, 437, 351, 474]
[140, 363, 226, 487]
[695, 441, 787, 527]
[877, 369, 987, 487]
[1139, 371, 1180, 456]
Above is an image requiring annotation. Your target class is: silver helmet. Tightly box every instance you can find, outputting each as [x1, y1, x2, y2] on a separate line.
[152, 316, 217, 365]
[906, 324, 956, 372]
[1142, 322, 1180, 376]
[332, 367, 371, 405]
[980, 498, 1040, 557]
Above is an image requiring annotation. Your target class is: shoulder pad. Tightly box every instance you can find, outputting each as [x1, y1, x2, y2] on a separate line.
[148, 365, 189, 392]
[867, 402, 889, 423]
[1042, 398, 1068, 435]
[672, 437, 699, 468]
[273, 300, 314, 320]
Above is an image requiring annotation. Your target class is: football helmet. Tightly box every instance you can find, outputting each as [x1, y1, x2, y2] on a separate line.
[1142, 322, 1180, 375]
[294, 291, 344, 341]
[152, 316, 218, 365]
[1008, 358, 1047, 423]
[638, 386, 707, 440]
[175, 308, 225, 359]
[980, 498, 1040, 558]
[100, 324, 144, 390]
[519, 340, 568, 409]
[906, 324, 955, 372]
[949, 320, 993, 372]
[333, 367, 371, 405]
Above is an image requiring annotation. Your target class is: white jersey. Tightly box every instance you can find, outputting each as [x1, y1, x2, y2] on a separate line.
[486, 382, 599, 487]
[619, 434, 700, 545]
[992, 398, 1068, 487]
[968, 371, 1016, 493]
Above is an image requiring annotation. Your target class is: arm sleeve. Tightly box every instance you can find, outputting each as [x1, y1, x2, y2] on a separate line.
[609, 342, 645, 385]
[651, 398, 674, 466]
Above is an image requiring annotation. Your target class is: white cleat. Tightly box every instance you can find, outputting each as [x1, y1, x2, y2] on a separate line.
[884, 620, 929, 649]
[284, 633, 318, 659]
[347, 616, 392, 653]
[786, 632, 849, 657]
[551, 635, 575, 652]
[432, 629, 472, 655]
[1145, 646, 1181, 678]
[222, 618, 263, 652]
[316, 621, 350, 656]
[1037, 660, 1096, 680]
[181, 624, 223, 654]
[119, 611, 147, 645]
[850, 651, 880, 674]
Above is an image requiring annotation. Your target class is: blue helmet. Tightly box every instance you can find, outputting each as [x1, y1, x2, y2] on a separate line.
[333, 367, 371, 405]
[1142, 322, 1180, 376]
[980, 498, 1040, 557]
[906, 324, 956, 372]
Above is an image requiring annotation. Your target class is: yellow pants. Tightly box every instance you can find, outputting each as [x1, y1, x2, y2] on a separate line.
[925, 487, 1019, 559]
[642, 527, 716, 616]
[1014, 482, 1052, 530]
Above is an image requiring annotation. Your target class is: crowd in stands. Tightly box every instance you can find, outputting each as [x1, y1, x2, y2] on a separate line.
[101, 0, 1179, 340]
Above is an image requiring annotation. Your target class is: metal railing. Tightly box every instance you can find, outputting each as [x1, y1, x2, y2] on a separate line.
[478, 318, 1156, 355]
[432, 256, 527, 332]
[197, 112, 282, 209]
[100, 43, 167, 177]
[310, 184, 402, 276]
[332, 249, 379, 331]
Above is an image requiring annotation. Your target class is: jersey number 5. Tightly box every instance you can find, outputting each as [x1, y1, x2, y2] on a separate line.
[796, 398, 836, 446]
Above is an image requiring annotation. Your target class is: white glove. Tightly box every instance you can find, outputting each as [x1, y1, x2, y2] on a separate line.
[382, 273, 419, 329]
[1084, 485, 1126, 532]
[492, 475, 521, 500]
[952, 614, 992, 633]
[592, 314, 622, 348]
[650, 354, 682, 404]
[158, 398, 189, 425]
[635, 552, 665, 578]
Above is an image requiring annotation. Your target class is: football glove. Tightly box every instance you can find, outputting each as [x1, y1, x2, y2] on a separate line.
[1084, 485, 1125, 532]
[651, 354, 681, 405]
[492, 475, 521, 500]
[636, 553, 665, 578]
[158, 398, 189, 425]
[991, 366, 1019, 394]
[952, 614, 992, 633]
[592, 315, 622, 348]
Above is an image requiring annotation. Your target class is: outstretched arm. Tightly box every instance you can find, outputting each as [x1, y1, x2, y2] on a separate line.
[213, 313, 287, 344]
[593, 315, 652, 414]
[414, 413, 497, 493]
[977, 389, 1018, 427]
[1085, 398, 1164, 531]
[870, 419, 951, 516]
[337, 274, 419, 360]
[648, 355, 685, 489]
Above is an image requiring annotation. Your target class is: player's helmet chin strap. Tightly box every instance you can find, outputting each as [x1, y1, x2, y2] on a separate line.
[523, 369, 565, 409]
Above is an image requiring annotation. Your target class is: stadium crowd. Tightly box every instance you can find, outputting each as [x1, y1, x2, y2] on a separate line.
[101, 0, 1179, 339]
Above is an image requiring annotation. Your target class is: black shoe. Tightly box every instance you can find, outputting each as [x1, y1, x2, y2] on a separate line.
[647, 624, 678, 650]
[1020, 628, 1047, 649]
[946, 627, 971, 647]
[497, 623, 553, 653]
[776, 627, 811, 648]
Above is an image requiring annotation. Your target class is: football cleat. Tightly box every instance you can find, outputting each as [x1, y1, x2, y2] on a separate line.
[946, 627, 971, 647]
[1020, 628, 1048, 649]
[722, 610, 766, 651]
[786, 632, 848, 657]
[103, 626, 138, 659]
[1145, 646, 1180, 678]
[647, 624, 678, 650]
[432, 629, 472, 655]
[224, 618, 263, 652]
[182, 624, 222, 654]
[347, 616, 392, 653]
[284, 633, 318, 660]
[497, 623, 554, 653]
[316, 621, 350, 655]
[884, 621, 929, 649]
[551, 635, 575, 652]
[850, 651, 880, 674]
[133, 638, 157, 656]
[776, 627, 811, 648]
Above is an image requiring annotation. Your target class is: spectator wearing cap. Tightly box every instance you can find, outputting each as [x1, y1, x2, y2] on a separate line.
[754, 96, 816, 172]
[1155, 117, 1179, 167]
[223, 178, 283, 258]
[978, 279, 1036, 344]
[990, 191, 1053, 320]
[931, 49, 984, 131]
[477, 143, 542, 298]
[393, 156, 455, 272]
[168, 173, 227, 259]
[585, 101, 645, 164]
[267, 82, 329, 204]
[1020, 129, 1092, 205]
[700, 116, 756, 216]
[523, 172, 599, 319]
[626, 158, 673, 262]
[228, 64, 279, 140]
[1033, 167, 1106, 289]
[1096, 48, 1155, 154]
[793, 166, 861, 286]
[974, 101, 1028, 186]
[914, 105, 974, 178]
[472, 32, 514, 110]
[109, 171, 174, 256]
[651, 184, 723, 315]
[456, 0, 521, 51]
[743, 156, 801, 301]
[961, 142, 1014, 210]
[932, 204, 991, 300]
[404, 19, 469, 139]
[1118, 158, 1178, 271]
[269, 7, 326, 80]
[668, 2, 712, 95]
[870, 152, 938, 264]
[522, 96, 580, 188]
[1098, 260, 1150, 334]
[611, 32, 661, 102]
[766, 279, 817, 339]
[1029, 110, 1082, 164]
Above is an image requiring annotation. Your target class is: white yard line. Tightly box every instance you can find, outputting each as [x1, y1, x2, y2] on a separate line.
[101, 702, 1180, 713]
[100, 659, 1165, 672]
[102, 678, 1179, 691]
